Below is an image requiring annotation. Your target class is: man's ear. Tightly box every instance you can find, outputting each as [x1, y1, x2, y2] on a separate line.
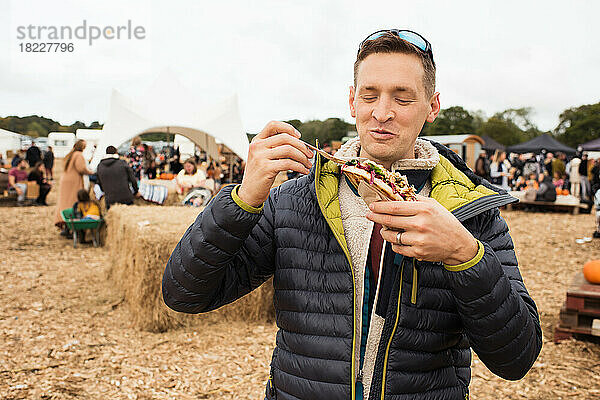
[349, 86, 356, 118]
[426, 92, 441, 123]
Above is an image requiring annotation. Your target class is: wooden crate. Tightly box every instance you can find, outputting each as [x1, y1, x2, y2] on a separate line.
[555, 272, 600, 342]
[565, 272, 600, 314]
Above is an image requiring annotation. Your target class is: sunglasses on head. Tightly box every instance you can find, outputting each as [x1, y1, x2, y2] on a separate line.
[358, 29, 435, 66]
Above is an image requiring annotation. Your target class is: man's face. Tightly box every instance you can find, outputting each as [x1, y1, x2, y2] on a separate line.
[349, 52, 440, 168]
[19, 160, 28, 170]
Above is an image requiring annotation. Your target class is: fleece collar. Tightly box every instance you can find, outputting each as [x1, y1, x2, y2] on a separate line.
[333, 137, 440, 171]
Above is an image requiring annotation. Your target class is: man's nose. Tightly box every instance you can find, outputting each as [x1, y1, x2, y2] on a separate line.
[371, 97, 394, 122]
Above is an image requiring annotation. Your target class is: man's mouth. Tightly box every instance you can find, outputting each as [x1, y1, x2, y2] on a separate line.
[369, 128, 395, 139]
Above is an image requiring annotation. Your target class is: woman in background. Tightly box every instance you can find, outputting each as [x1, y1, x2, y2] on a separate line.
[126, 136, 145, 181]
[54, 140, 94, 235]
[43, 146, 55, 180]
[28, 161, 52, 205]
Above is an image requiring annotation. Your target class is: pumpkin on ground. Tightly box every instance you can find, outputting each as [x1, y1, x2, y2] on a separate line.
[583, 260, 600, 284]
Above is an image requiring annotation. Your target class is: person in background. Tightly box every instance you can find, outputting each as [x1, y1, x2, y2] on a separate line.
[11, 150, 24, 168]
[474, 150, 490, 181]
[177, 158, 212, 206]
[96, 146, 139, 210]
[526, 173, 539, 190]
[26, 143, 42, 167]
[54, 140, 94, 235]
[43, 146, 55, 180]
[543, 152, 554, 176]
[169, 154, 183, 175]
[209, 160, 222, 189]
[580, 153, 591, 201]
[126, 136, 145, 181]
[514, 175, 528, 191]
[146, 160, 158, 180]
[142, 143, 157, 179]
[568, 153, 581, 198]
[490, 150, 510, 190]
[552, 171, 564, 189]
[204, 163, 218, 194]
[522, 154, 540, 178]
[536, 172, 557, 202]
[553, 152, 566, 178]
[8, 158, 29, 204]
[175, 158, 206, 195]
[512, 153, 526, 179]
[591, 159, 600, 238]
[27, 161, 52, 205]
[73, 189, 102, 220]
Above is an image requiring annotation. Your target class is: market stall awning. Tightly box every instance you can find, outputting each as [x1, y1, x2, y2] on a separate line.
[506, 134, 576, 154]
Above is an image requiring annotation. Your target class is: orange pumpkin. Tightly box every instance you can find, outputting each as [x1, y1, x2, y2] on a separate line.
[583, 260, 600, 284]
[555, 187, 561, 195]
[562, 189, 570, 195]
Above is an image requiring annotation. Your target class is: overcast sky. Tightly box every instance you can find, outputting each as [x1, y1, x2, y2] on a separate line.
[1, 0, 599, 135]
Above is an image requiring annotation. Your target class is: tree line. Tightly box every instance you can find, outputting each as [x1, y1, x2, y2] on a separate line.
[0, 115, 102, 137]
[3, 101, 599, 148]
[421, 103, 600, 148]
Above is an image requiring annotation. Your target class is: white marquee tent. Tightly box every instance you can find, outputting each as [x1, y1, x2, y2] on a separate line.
[90, 71, 247, 169]
[76, 128, 103, 161]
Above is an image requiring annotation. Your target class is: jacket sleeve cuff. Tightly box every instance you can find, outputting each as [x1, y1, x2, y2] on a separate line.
[231, 184, 264, 214]
[444, 239, 484, 272]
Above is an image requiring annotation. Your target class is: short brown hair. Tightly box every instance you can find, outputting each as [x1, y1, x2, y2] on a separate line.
[354, 32, 436, 97]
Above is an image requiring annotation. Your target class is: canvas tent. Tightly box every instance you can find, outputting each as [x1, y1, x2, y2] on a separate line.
[506, 134, 576, 155]
[581, 137, 600, 151]
[481, 135, 506, 151]
[76, 129, 102, 161]
[90, 71, 246, 169]
[0, 129, 27, 160]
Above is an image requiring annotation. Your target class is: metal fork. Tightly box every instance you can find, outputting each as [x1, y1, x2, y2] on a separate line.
[300, 139, 369, 165]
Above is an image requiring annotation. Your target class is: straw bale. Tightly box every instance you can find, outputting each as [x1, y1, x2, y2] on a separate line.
[105, 205, 275, 332]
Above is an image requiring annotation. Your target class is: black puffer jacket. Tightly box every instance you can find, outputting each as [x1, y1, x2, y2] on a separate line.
[96, 157, 138, 206]
[163, 143, 542, 400]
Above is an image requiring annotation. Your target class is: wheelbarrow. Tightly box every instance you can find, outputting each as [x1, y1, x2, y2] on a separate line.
[60, 208, 104, 248]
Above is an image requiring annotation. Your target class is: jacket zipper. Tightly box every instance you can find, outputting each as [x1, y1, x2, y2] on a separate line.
[314, 152, 357, 400]
[411, 259, 418, 305]
[380, 260, 405, 400]
[357, 240, 388, 388]
[268, 374, 276, 398]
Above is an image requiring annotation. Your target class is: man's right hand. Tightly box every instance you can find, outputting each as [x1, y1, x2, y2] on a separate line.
[237, 121, 314, 208]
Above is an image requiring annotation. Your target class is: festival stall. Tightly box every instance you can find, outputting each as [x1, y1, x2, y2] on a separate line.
[506, 133, 576, 155]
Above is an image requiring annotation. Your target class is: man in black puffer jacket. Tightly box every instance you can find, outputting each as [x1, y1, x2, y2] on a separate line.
[163, 30, 542, 400]
[96, 145, 139, 209]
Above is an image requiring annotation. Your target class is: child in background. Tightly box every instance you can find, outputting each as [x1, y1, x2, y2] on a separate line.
[73, 189, 102, 220]
[552, 171, 565, 189]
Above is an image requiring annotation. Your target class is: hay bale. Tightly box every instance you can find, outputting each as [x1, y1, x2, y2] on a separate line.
[105, 205, 274, 332]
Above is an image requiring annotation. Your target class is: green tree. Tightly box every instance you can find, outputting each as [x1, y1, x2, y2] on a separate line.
[422, 106, 475, 135]
[284, 118, 354, 146]
[554, 102, 600, 148]
[478, 107, 541, 146]
[25, 121, 46, 137]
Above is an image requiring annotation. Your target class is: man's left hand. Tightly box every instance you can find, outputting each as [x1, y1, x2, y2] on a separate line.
[366, 194, 478, 265]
